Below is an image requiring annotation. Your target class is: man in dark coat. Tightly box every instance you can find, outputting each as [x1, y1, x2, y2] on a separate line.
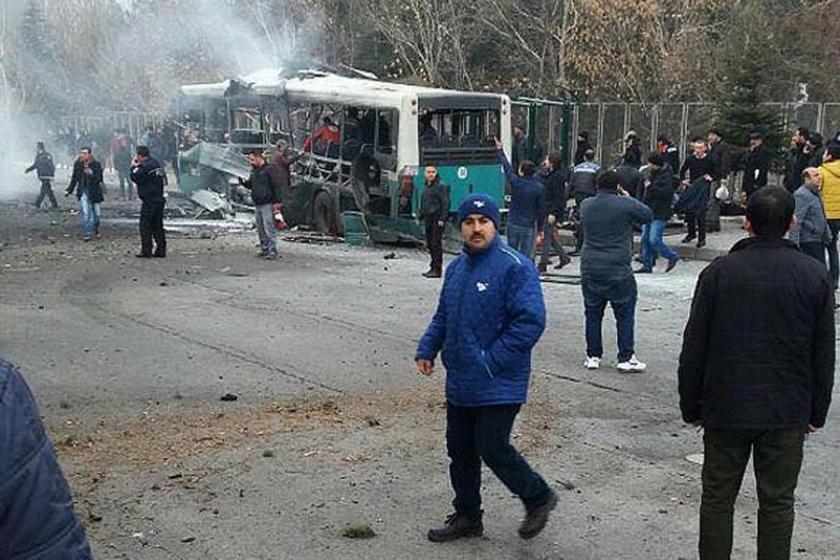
[537, 151, 572, 273]
[742, 132, 771, 200]
[497, 140, 544, 259]
[783, 127, 809, 193]
[416, 194, 557, 543]
[130, 145, 167, 258]
[573, 131, 593, 165]
[657, 134, 681, 183]
[637, 154, 679, 274]
[567, 149, 601, 254]
[580, 171, 652, 373]
[240, 150, 281, 259]
[707, 129, 731, 232]
[678, 140, 717, 248]
[65, 147, 104, 241]
[26, 141, 58, 209]
[678, 186, 834, 560]
[418, 164, 450, 278]
[0, 359, 93, 559]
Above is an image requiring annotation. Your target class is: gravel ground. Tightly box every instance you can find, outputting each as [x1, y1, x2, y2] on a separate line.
[0, 189, 837, 560]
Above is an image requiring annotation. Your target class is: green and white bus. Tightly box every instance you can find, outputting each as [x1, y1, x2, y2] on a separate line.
[176, 67, 511, 241]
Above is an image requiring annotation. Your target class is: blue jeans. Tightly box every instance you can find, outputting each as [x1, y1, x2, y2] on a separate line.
[641, 220, 679, 269]
[581, 275, 637, 362]
[446, 403, 551, 515]
[507, 223, 536, 258]
[79, 193, 101, 238]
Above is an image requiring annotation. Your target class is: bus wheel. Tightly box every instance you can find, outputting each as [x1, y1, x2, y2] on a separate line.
[313, 191, 335, 234]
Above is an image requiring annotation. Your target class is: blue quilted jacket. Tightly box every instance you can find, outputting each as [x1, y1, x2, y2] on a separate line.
[416, 236, 546, 406]
[0, 360, 93, 560]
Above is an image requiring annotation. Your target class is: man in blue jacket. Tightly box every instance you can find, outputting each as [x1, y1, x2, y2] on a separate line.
[416, 194, 557, 543]
[496, 138, 544, 259]
[0, 359, 93, 559]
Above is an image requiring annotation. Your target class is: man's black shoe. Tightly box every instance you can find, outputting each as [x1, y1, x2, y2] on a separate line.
[568, 250, 581, 257]
[422, 270, 442, 278]
[537, 262, 548, 274]
[681, 235, 695, 244]
[153, 252, 166, 258]
[135, 253, 152, 258]
[696, 240, 706, 248]
[519, 491, 558, 540]
[665, 258, 679, 273]
[554, 255, 572, 270]
[427, 511, 484, 543]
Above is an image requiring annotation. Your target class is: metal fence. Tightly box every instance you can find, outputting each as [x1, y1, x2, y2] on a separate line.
[511, 101, 840, 166]
[57, 111, 165, 145]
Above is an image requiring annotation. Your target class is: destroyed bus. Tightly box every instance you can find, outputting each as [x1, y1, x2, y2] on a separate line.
[175, 67, 512, 242]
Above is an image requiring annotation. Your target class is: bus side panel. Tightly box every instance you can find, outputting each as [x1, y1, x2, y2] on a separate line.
[414, 163, 504, 216]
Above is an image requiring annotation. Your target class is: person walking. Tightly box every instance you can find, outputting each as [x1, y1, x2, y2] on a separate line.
[416, 194, 557, 543]
[657, 134, 681, 182]
[677, 140, 717, 248]
[637, 154, 680, 273]
[791, 168, 831, 264]
[567, 149, 601, 255]
[819, 143, 840, 289]
[130, 146, 167, 258]
[742, 132, 771, 200]
[497, 139, 544, 259]
[579, 170, 652, 372]
[240, 150, 281, 260]
[64, 147, 104, 241]
[418, 164, 450, 278]
[678, 186, 834, 560]
[25, 141, 58, 210]
[537, 151, 572, 273]
[114, 136, 134, 200]
[1, 358, 94, 559]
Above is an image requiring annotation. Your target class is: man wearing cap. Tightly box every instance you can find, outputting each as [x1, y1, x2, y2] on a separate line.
[416, 194, 557, 543]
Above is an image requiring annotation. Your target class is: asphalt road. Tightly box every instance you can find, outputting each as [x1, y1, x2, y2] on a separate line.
[1, 199, 837, 559]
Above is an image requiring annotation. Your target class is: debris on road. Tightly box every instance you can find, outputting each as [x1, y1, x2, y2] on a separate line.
[342, 523, 376, 539]
[220, 393, 239, 402]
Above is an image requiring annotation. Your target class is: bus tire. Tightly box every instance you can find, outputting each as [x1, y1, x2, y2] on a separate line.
[313, 191, 335, 234]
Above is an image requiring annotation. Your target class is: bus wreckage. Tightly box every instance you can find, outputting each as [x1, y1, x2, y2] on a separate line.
[175, 66, 512, 245]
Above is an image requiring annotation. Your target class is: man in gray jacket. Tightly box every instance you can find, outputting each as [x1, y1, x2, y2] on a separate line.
[580, 170, 653, 373]
[791, 167, 831, 264]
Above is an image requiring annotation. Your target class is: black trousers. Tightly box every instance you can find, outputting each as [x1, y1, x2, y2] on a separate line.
[686, 206, 708, 242]
[799, 241, 826, 265]
[573, 192, 593, 251]
[139, 201, 166, 256]
[446, 403, 551, 516]
[700, 428, 805, 560]
[35, 179, 58, 209]
[425, 219, 444, 273]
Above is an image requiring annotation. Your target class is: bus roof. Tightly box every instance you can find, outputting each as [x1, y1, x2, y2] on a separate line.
[179, 69, 508, 111]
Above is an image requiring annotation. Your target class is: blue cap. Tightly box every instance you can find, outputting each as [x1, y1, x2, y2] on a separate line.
[457, 194, 500, 227]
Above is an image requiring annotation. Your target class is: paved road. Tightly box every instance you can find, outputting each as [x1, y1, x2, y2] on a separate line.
[1, 201, 837, 559]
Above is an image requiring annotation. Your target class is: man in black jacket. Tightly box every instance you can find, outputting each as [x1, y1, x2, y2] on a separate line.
[241, 150, 281, 259]
[637, 155, 679, 274]
[707, 129, 731, 233]
[742, 132, 771, 200]
[130, 146, 167, 258]
[537, 152, 571, 273]
[678, 186, 834, 560]
[25, 141, 57, 209]
[678, 140, 717, 248]
[65, 147, 104, 241]
[783, 127, 809, 193]
[419, 165, 450, 278]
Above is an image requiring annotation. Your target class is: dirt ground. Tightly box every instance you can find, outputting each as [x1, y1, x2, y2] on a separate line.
[1, 187, 837, 560]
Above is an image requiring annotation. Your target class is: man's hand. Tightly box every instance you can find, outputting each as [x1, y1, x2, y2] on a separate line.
[547, 214, 557, 226]
[494, 137, 503, 151]
[703, 174, 713, 182]
[437, 220, 445, 228]
[807, 424, 819, 434]
[416, 359, 435, 376]
[617, 186, 630, 197]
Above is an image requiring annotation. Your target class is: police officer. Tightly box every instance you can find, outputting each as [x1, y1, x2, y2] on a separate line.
[130, 146, 167, 258]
